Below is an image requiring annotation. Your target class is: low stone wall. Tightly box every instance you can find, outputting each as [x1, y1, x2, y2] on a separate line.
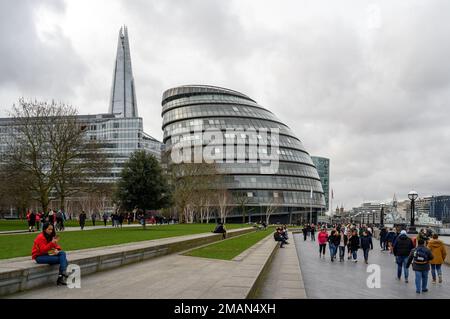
[0, 227, 253, 297]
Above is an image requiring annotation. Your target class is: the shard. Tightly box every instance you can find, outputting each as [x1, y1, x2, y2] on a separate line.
[109, 26, 138, 117]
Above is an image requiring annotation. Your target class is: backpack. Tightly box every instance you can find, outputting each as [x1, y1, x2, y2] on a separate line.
[413, 248, 429, 264]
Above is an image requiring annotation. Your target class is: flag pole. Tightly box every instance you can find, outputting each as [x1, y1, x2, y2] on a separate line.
[310, 187, 313, 225]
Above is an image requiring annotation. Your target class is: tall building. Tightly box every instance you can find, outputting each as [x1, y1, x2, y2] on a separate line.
[311, 156, 330, 211]
[109, 26, 138, 118]
[429, 196, 450, 223]
[0, 26, 161, 185]
[161, 85, 326, 223]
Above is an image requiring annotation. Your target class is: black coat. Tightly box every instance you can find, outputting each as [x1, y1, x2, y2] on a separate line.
[360, 236, 373, 250]
[349, 235, 360, 251]
[393, 234, 414, 257]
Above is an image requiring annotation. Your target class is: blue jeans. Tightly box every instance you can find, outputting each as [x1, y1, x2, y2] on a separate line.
[431, 264, 442, 280]
[396, 256, 409, 279]
[352, 250, 358, 260]
[329, 244, 337, 258]
[415, 270, 429, 293]
[363, 248, 370, 262]
[35, 251, 68, 274]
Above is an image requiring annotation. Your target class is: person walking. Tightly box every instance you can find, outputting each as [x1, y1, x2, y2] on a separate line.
[318, 227, 329, 259]
[346, 228, 353, 260]
[338, 228, 348, 262]
[427, 234, 447, 284]
[102, 212, 108, 227]
[310, 224, 316, 241]
[407, 239, 434, 294]
[28, 210, 36, 232]
[379, 227, 388, 251]
[349, 229, 360, 262]
[91, 212, 97, 227]
[79, 211, 87, 230]
[360, 231, 373, 264]
[393, 230, 414, 283]
[302, 225, 308, 241]
[328, 229, 341, 262]
[32, 223, 69, 286]
[274, 227, 288, 248]
[386, 228, 397, 254]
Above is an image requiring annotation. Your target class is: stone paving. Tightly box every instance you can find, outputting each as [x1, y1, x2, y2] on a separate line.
[294, 233, 450, 299]
[256, 234, 307, 299]
[7, 232, 277, 299]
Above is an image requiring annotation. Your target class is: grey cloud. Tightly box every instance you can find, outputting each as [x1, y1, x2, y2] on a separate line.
[0, 0, 87, 105]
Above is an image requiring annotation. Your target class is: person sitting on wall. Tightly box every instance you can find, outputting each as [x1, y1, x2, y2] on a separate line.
[274, 227, 289, 248]
[213, 222, 227, 239]
[31, 223, 69, 286]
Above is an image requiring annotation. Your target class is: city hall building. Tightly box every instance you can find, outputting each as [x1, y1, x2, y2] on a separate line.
[161, 85, 326, 223]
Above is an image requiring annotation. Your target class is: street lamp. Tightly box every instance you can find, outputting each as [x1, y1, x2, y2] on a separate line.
[372, 210, 376, 225]
[408, 191, 419, 234]
[380, 203, 385, 227]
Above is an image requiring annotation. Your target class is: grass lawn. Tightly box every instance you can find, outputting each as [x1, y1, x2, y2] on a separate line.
[0, 223, 248, 260]
[184, 228, 274, 260]
[0, 219, 132, 231]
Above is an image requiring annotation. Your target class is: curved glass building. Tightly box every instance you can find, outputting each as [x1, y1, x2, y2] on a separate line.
[161, 85, 325, 224]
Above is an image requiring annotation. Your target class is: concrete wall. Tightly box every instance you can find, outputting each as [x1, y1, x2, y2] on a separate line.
[0, 228, 254, 297]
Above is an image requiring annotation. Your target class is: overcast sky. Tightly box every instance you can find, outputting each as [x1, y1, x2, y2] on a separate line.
[1, 0, 449, 209]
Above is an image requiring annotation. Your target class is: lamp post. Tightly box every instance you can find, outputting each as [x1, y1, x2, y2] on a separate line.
[380, 203, 385, 227]
[372, 210, 376, 226]
[408, 191, 418, 234]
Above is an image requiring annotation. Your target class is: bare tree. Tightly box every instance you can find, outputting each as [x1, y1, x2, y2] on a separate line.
[216, 188, 233, 224]
[234, 191, 250, 224]
[265, 192, 283, 225]
[4, 99, 109, 213]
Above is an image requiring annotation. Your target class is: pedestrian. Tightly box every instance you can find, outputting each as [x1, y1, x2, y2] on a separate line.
[328, 229, 340, 262]
[102, 212, 108, 227]
[393, 230, 414, 283]
[32, 223, 69, 286]
[91, 212, 97, 227]
[213, 222, 227, 240]
[427, 234, 447, 284]
[318, 227, 329, 259]
[386, 228, 397, 254]
[416, 229, 430, 247]
[28, 210, 36, 232]
[79, 211, 87, 230]
[338, 228, 348, 262]
[379, 227, 388, 251]
[118, 213, 124, 228]
[346, 228, 353, 260]
[35, 212, 41, 232]
[360, 231, 373, 264]
[310, 224, 316, 241]
[407, 239, 434, 294]
[302, 225, 308, 241]
[349, 229, 360, 262]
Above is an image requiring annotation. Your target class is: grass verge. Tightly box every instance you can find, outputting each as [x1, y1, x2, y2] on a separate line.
[0, 224, 248, 260]
[184, 228, 273, 261]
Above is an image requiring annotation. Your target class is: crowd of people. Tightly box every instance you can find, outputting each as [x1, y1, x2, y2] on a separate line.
[303, 223, 447, 294]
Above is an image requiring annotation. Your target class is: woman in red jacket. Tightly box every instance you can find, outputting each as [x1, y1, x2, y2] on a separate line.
[32, 223, 68, 285]
[318, 227, 329, 258]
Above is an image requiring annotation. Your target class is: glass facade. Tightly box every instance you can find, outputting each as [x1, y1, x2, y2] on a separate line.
[430, 196, 450, 223]
[0, 114, 161, 184]
[161, 85, 325, 223]
[311, 156, 330, 211]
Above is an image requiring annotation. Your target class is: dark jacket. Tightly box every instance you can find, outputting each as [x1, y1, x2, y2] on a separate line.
[385, 231, 397, 243]
[328, 234, 341, 246]
[393, 234, 414, 257]
[379, 229, 387, 241]
[349, 235, 360, 251]
[407, 246, 434, 272]
[360, 235, 373, 250]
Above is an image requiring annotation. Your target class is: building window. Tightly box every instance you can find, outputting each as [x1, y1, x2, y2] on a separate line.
[113, 133, 119, 139]
[113, 122, 120, 128]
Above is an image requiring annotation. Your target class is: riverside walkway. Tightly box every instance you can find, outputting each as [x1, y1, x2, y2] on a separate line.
[294, 233, 450, 299]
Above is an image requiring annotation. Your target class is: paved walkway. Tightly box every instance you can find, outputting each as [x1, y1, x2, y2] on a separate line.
[7, 232, 275, 299]
[0, 223, 156, 235]
[256, 234, 306, 299]
[294, 233, 450, 299]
